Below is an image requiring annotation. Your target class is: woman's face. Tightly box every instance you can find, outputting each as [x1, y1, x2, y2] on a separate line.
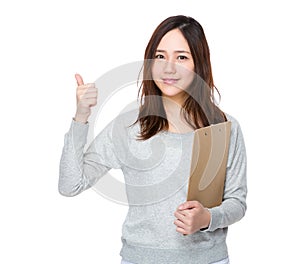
[152, 28, 195, 106]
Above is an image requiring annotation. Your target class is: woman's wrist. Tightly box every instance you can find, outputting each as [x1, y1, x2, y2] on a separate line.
[201, 208, 211, 230]
[74, 114, 89, 124]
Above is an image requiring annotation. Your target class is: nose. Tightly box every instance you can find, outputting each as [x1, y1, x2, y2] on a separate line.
[163, 60, 176, 74]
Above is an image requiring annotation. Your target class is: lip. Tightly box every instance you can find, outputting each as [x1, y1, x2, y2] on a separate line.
[162, 78, 179, 85]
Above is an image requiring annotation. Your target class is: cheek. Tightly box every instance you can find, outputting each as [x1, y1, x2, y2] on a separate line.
[179, 66, 195, 85]
[185, 71, 195, 85]
[151, 66, 161, 88]
[151, 63, 163, 81]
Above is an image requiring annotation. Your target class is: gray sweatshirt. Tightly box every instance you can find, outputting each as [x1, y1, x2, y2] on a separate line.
[58, 109, 247, 264]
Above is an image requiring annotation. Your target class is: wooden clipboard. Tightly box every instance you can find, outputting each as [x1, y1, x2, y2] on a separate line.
[186, 121, 231, 208]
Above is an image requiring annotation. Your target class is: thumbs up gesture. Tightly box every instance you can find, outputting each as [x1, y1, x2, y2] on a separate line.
[74, 73, 98, 123]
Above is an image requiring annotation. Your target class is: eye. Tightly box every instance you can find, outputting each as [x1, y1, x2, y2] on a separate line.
[177, 55, 188, 60]
[155, 54, 165, 59]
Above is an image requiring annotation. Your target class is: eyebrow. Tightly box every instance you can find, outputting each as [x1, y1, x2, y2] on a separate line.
[156, 49, 191, 54]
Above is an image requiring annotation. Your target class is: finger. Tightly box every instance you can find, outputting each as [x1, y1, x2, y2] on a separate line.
[83, 93, 98, 100]
[174, 219, 185, 229]
[77, 87, 97, 98]
[78, 88, 97, 96]
[176, 226, 187, 235]
[174, 210, 187, 220]
[77, 87, 97, 97]
[77, 84, 96, 93]
[78, 98, 97, 106]
[75, 73, 84, 86]
[79, 91, 97, 101]
[85, 83, 95, 88]
[178, 200, 200, 210]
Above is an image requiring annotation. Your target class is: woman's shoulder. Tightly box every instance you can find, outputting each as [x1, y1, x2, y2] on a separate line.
[223, 112, 247, 148]
[224, 113, 241, 126]
[224, 112, 244, 135]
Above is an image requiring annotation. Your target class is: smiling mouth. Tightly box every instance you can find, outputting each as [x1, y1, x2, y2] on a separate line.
[162, 78, 179, 85]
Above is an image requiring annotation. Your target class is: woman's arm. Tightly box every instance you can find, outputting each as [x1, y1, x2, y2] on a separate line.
[58, 74, 121, 196]
[174, 116, 247, 235]
[206, 117, 247, 231]
[58, 120, 91, 196]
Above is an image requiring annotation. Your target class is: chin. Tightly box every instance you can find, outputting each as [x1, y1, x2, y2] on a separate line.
[160, 85, 185, 96]
[160, 88, 187, 105]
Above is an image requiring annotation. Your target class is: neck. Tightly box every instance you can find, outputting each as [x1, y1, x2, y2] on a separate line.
[162, 97, 194, 133]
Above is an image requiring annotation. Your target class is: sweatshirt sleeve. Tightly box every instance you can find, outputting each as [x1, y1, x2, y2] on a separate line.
[58, 119, 122, 197]
[206, 117, 247, 232]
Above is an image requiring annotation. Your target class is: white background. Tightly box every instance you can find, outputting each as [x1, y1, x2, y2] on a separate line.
[1, 0, 299, 263]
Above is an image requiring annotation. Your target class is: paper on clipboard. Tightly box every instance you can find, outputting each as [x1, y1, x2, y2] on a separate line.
[186, 121, 231, 208]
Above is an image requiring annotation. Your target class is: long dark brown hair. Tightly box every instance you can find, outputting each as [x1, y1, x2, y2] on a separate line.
[134, 15, 226, 140]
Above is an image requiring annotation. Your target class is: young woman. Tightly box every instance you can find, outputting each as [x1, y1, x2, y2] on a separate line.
[59, 15, 247, 264]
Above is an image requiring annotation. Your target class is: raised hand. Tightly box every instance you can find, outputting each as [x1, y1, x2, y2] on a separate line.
[74, 73, 98, 123]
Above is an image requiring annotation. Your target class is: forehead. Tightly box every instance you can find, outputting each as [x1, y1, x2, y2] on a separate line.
[157, 28, 190, 51]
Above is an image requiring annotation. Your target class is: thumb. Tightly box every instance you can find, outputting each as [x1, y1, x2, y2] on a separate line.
[178, 201, 200, 210]
[75, 73, 84, 86]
